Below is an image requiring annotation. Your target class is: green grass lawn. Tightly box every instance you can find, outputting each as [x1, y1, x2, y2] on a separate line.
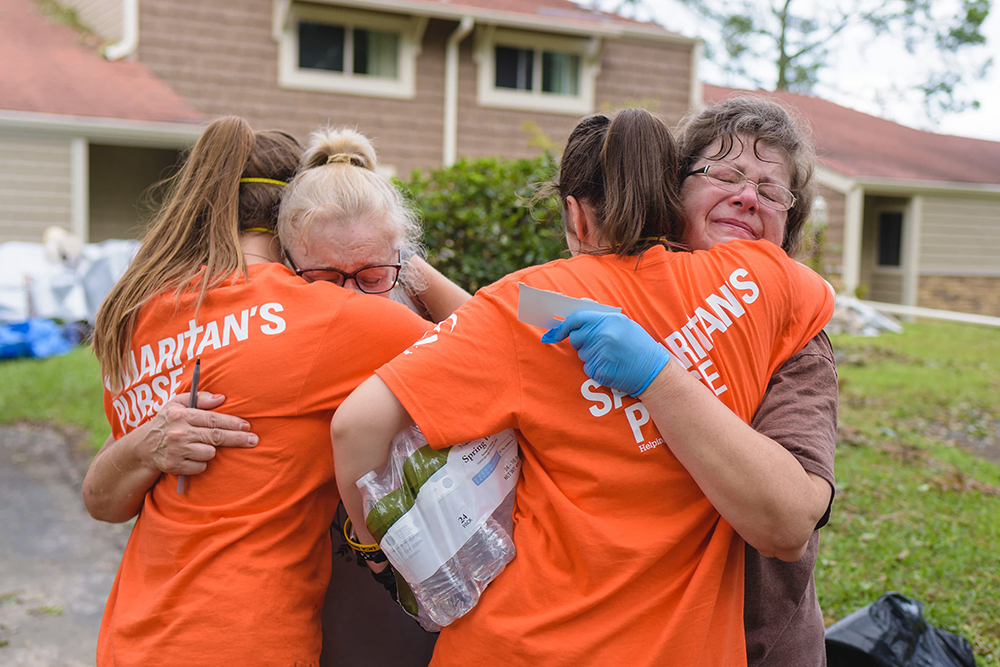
[824, 321, 1000, 666]
[1, 321, 998, 662]
[0, 346, 106, 449]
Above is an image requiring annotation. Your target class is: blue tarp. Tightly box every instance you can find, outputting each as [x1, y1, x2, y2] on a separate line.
[0, 319, 74, 361]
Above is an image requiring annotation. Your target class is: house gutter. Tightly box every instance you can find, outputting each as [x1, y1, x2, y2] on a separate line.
[443, 16, 474, 167]
[312, 0, 694, 44]
[0, 110, 202, 148]
[104, 0, 139, 60]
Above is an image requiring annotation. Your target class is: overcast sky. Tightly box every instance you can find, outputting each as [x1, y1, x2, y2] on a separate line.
[589, 1, 1000, 142]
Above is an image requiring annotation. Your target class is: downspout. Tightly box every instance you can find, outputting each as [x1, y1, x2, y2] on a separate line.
[443, 16, 474, 167]
[104, 0, 139, 60]
[689, 39, 703, 109]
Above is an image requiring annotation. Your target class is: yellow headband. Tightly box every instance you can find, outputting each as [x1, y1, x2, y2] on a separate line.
[239, 177, 288, 186]
[243, 227, 276, 235]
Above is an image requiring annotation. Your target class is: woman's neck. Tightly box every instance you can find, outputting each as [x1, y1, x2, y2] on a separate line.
[240, 232, 280, 264]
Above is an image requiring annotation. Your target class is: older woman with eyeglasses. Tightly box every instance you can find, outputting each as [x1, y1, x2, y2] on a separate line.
[82, 122, 466, 667]
[677, 98, 836, 667]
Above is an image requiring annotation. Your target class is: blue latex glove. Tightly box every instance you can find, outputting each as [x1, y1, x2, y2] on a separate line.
[540, 310, 670, 396]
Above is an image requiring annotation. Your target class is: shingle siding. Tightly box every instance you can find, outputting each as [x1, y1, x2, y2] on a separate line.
[138, 1, 447, 175]
[455, 36, 692, 159]
[137, 1, 693, 174]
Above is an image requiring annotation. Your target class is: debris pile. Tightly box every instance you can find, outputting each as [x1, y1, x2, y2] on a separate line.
[825, 295, 903, 336]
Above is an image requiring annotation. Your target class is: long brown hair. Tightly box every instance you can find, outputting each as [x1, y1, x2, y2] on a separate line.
[93, 116, 301, 390]
[543, 108, 685, 257]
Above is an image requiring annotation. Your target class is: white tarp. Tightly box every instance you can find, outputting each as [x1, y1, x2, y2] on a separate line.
[0, 239, 139, 324]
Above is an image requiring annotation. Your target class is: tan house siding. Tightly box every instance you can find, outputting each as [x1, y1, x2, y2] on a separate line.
[88, 144, 180, 242]
[455, 36, 692, 159]
[62, 0, 122, 43]
[919, 195, 1000, 275]
[138, 0, 446, 175]
[0, 132, 72, 242]
[597, 38, 692, 121]
[137, 2, 692, 173]
[917, 275, 1000, 316]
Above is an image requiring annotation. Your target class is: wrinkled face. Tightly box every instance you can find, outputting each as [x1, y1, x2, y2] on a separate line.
[680, 135, 793, 251]
[284, 211, 399, 297]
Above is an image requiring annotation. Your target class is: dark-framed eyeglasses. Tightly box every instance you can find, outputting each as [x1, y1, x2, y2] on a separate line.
[687, 164, 796, 212]
[285, 250, 402, 294]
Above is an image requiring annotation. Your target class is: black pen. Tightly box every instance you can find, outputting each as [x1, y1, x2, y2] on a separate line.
[176, 358, 200, 494]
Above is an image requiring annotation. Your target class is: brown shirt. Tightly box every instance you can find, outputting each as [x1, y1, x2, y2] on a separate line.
[746, 331, 838, 667]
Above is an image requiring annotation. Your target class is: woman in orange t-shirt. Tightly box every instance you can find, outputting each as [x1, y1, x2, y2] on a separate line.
[84, 117, 448, 666]
[331, 108, 834, 667]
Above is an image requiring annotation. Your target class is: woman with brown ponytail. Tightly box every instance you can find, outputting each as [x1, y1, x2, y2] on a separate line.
[330, 108, 835, 666]
[86, 116, 437, 666]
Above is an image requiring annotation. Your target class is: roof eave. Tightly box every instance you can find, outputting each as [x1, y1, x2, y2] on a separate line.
[305, 0, 696, 44]
[0, 110, 204, 148]
[818, 164, 1000, 197]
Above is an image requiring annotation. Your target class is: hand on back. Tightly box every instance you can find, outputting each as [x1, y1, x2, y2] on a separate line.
[139, 392, 258, 476]
[541, 311, 671, 396]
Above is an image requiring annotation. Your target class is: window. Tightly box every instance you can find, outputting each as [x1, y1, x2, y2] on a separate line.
[877, 212, 903, 267]
[298, 23, 345, 72]
[542, 52, 580, 95]
[475, 28, 599, 114]
[278, 6, 426, 98]
[495, 46, 533, 90]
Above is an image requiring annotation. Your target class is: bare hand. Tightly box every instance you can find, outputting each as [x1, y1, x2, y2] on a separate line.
[139, 392, 257, 475]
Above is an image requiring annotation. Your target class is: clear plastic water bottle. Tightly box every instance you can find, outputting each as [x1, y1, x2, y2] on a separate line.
[357, 428, 519, 629]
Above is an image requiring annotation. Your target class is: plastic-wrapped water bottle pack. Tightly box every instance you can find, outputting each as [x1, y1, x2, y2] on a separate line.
[357, 426, 520, 630]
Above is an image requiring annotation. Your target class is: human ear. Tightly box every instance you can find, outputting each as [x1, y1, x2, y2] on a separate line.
[565, 196, 595, 245]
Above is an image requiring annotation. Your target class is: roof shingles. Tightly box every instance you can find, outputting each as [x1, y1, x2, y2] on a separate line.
[705, 84, 1000, 187]
[0, 0, 201, 124]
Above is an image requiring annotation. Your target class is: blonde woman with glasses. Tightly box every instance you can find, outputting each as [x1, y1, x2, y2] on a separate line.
[83, 118, 465, 667]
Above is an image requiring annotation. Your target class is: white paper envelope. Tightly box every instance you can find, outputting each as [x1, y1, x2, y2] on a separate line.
[516, 283, 621, 329]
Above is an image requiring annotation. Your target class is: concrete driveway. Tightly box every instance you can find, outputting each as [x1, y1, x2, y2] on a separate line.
[0, 424, 128, 667]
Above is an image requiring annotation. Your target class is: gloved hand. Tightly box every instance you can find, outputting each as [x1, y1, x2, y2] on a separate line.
[540, 310, 670, 396]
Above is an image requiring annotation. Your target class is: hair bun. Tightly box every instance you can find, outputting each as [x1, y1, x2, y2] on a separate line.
[302, 127, 377, 171]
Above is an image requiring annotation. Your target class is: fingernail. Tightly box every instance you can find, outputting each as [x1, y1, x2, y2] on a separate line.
[240, 421, 251, 431]
[248, 435, 259, 446]
[540, 331, 555, 343]
[213, 393, 224, 399]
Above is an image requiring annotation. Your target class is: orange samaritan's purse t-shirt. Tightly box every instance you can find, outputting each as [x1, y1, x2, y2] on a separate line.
[97, 263, 432, 667]
[376, 241, 835, 667]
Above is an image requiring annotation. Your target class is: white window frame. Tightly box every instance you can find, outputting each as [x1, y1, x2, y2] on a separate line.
[474, 27, 600, 115]
[278, 5, 426, 99]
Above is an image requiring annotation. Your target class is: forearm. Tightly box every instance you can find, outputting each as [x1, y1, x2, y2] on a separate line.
[331, 376, 415, 545]
[639, 361, 830, 561]
[407, 255, 472, 321]
[82, 431, 160, 523]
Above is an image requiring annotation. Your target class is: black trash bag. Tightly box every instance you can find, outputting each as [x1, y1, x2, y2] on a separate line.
[826, 592, 976, 667]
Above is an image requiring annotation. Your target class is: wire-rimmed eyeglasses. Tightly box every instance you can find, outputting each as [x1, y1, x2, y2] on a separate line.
[687, 164, 796, 212]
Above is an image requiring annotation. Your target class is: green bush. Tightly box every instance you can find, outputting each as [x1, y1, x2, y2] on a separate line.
[398, 154, 566, 292]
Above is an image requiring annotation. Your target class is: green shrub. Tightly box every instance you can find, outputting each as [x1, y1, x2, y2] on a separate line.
[398, 154, 565, 292]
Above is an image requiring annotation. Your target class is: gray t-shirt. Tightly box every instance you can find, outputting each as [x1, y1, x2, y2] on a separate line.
[746, 331, 838, 667]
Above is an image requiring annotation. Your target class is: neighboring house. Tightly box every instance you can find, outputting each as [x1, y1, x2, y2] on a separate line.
[705, 85, 1000, 317]
[2, 0, 698, 245]
[131, 0, 698, 175]
[0, 0, 203, 243]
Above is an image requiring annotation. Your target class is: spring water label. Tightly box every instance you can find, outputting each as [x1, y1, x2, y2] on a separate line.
[378, 429, 520, 584]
